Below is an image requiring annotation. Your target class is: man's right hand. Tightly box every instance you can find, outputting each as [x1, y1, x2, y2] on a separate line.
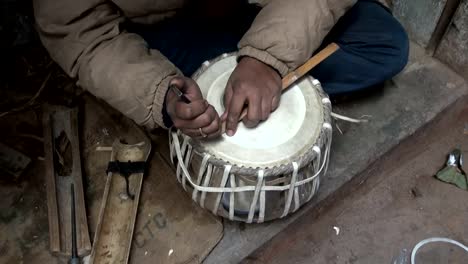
[165, 77, 221, 139]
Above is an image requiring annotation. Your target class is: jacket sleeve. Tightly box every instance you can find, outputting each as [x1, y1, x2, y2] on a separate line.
[33, 0, 181, 129]
[238, 0, 357, 76]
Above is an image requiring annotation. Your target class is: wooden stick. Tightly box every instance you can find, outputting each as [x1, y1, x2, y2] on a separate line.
[221, 42, 339, 133]
[281, 42, 340, 90]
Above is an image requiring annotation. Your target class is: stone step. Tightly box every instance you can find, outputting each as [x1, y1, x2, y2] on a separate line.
[203, 42, 468, 264]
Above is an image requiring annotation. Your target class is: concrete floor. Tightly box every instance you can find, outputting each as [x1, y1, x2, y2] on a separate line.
[244, 96, 468, 264]
[203, 42, 468, 264]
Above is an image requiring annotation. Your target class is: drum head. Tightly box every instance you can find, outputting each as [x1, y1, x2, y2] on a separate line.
[192, 54, 324, 169]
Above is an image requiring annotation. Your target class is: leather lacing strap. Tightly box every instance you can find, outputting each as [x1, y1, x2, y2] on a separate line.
[171, 132, 330, 193]
[322, 97, 370, 124]
[170, 125, 331, 222]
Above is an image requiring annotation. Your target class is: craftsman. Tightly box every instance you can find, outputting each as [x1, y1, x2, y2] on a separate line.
[34, 0, 408, 138]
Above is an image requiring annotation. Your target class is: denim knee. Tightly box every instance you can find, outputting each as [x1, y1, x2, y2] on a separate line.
[385, 22, 410, 78]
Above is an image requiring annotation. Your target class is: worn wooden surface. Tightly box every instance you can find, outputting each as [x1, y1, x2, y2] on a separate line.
[0, 142, 31, 179]
[89, 141, 151, 264]
[0, 95, 223, 264]
[42, 106, 91, 256]
[80, 95, 224, 264]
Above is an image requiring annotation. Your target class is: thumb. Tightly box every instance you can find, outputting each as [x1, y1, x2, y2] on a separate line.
[184, 78, 204, 101]
[170, 77, 204, 102]
[169, 76, 187, 92]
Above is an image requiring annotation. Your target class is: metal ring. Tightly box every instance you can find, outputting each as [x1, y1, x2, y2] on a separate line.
[199, 128, 207, 138]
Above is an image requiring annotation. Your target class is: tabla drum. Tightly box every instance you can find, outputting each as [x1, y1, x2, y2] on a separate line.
[169, 53, 332, 223]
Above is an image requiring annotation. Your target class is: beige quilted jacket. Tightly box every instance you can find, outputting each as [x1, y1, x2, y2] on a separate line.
[33, 0, 387, 129]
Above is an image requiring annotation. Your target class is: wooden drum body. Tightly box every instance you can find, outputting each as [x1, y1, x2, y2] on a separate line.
[169, 54, 332, 223]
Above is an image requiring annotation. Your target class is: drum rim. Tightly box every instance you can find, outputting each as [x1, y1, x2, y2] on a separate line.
[184, 52, 333, 177]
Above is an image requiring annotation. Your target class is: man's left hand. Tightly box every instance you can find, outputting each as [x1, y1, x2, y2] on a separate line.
[222, 57, 282, 136]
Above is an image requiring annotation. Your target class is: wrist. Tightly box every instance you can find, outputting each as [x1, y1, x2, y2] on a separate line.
[239, 56, 281, 79]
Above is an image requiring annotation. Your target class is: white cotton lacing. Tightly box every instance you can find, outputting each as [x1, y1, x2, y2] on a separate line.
[411, 237, 468, 264]
[212, 164, 231, 215]
[171, 131, 330, 193]
[281, 162, 299, 218]
[192, 154, 211, 201]
[170, 122, 331, 222]
[331, 112, 370, 123]
[247, 170, 264, 223]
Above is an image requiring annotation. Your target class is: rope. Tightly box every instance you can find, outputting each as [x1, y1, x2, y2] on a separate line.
[411, 237, 468, 264]
[170, 131, 330, 193]
[281, 162, 299, 218]
[331, 112, 370, 123]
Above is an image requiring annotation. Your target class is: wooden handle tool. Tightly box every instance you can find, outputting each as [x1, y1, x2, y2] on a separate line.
[221, 42, 339, 133]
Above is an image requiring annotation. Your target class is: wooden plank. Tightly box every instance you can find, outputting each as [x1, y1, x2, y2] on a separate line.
[42, 106, 61, 253]
[42, 105, 91, 256]
[69, 107, 92, 255]
[80, 95, 224, 264]
[89, 140, 151, 264]
[0, 142, 31, 178]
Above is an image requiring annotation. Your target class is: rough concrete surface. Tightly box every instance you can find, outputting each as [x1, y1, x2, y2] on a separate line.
[244, 95, 468, 264]
[435, 0, 468, 79]
[203, 42, 468, 264]
[393, 0, 447, 48]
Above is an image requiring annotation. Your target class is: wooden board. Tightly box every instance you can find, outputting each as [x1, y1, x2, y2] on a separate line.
[0, 95, 224, 264]
[129, 152, 224, 264]
[81, 95, 224, 264]
[89, 140, 151, 264]
[42, 105, 91, 256]
[0, 142, 31, 178]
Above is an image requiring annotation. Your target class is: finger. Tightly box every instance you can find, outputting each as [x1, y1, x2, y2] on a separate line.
[170, 77, 203, 101]
[174, 105, 217, 129]
[261, 98, 271, 121]
[180, 128, 201, 138]
[271, 95, 280, 112]
[169, 77, 185, 90]
[183, 79, 204, 100]
[244, 96, 261, 128]
[184, 129, 221, 140]
[184, 115, 221, 138]
[202, 114, 221, 134]
[226, 92, 246, 136]
[222, 84, 233, 121]
[174, 100, 208, 120]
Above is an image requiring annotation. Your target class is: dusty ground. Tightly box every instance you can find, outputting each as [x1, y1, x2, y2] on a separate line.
[0, 45, 223, 264]
[244, 97, 468, 263]
[0, 95, 224, 264]
[203, 42, 468, 264]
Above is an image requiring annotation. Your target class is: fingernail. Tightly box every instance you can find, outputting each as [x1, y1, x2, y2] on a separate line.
[227, 130, 234, 137]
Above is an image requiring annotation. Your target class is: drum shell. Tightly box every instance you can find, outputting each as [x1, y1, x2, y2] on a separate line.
[179, 146, 321, 223]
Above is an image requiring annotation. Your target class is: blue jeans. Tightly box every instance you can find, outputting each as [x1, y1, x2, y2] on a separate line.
[130, 0, 408, 97]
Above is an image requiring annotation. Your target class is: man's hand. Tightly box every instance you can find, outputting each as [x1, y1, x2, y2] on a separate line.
[166, 77, 221, 139]
[222, 57, 282, 136]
